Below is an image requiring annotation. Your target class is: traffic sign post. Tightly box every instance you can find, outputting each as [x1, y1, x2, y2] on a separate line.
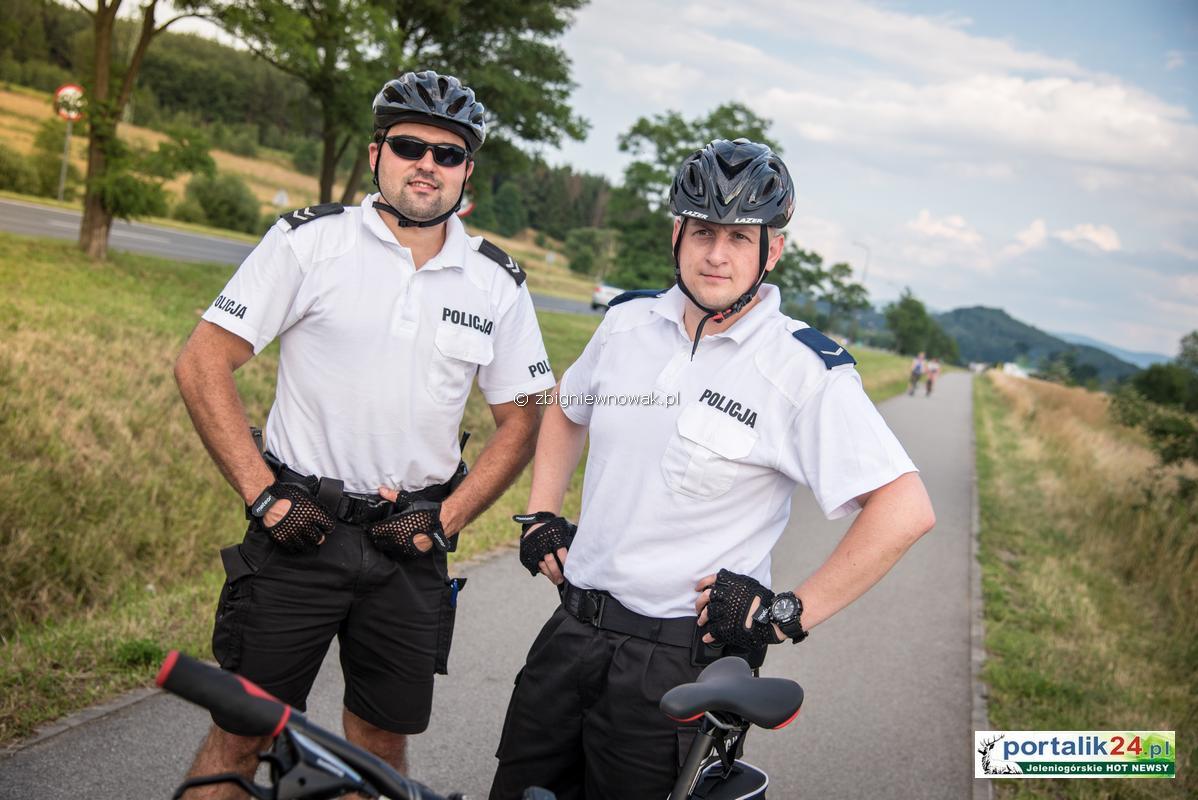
[53, 84, 84, 202]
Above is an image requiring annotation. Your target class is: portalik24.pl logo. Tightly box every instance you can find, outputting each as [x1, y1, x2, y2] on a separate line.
[975, 731, 1175, 778]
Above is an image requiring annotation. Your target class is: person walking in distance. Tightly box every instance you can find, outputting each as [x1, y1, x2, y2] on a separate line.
[908, 350, 926, 396]
[925, 357, 941, 396]
[172, 70, 555, 795]
[489, 138, 935, 800]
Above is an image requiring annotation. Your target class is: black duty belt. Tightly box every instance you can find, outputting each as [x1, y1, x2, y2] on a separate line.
[262, 451, 462, 528]
[560, 581, 698, 649]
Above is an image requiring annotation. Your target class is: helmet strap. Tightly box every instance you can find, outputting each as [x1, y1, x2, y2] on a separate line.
[673, 220, 771, 360]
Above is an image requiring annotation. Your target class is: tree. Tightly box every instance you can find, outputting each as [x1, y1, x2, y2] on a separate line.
[1178, 330, 1198, 374]
[1132, 363, 1198, 413]
[75, 0, 198, 259]
[883, 288, 960, 361]
[493, 181, 528, 236]
[564, 227, 617, 277]
[618, 102, 779, 209]
[207, 0, 589, 205]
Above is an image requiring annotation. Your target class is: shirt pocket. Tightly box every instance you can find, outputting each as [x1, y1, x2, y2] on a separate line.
[660, 404, 758, 500]
[428, 324, 495, 405]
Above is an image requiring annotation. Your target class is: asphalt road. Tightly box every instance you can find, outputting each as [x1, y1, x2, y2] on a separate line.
[0, 372, 979, 799]
[0, 198, 598, 317]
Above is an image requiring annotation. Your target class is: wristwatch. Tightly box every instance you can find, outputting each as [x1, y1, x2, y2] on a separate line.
[249, 486, 280, 519]
[767, 592, 808, 643]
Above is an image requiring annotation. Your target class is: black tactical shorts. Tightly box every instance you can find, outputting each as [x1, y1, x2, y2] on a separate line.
[210, 522, 462, 735]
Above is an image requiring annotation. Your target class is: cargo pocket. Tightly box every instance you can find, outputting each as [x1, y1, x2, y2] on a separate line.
[434, 576, 467, 675]
[661, 404, 758, 500]
[211, 543, 257, 671]
[428, 325, 494, 405]
[494, 666, 526, 759]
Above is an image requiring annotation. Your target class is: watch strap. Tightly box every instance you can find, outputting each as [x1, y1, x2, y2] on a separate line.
[773, 592, 809, 643]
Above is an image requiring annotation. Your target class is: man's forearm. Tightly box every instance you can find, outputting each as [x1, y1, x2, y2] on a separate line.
[438, 402, 541, 535]
[793, 472, 934, 630]
[526, 395, 588, 515]
[174, 345, 273, 504]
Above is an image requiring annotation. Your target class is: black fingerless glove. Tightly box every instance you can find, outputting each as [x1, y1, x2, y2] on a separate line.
[706, 569, 782, 649]
[260, 482, 335, 553]
[367, 500, 450, 560]
[514, 512, 577, 577]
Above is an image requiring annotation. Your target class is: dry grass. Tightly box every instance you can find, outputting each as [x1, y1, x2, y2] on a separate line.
[975, 372, 1195, 799]
[0, 86, 321, 214]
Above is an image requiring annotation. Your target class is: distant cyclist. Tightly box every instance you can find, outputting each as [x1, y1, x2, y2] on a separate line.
[908, 351, 926, 396]
[490, 139, 935, 799]
[926, 357, 942, 396]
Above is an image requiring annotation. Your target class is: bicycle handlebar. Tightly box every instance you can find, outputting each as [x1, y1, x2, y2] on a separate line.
[156, 651, 452, 800]
[156, 650, 292, 738]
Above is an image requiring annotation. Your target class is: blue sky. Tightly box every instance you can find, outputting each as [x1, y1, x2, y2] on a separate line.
[544, 0, 1198, 356]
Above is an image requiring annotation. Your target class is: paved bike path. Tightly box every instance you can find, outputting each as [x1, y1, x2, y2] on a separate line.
[0, 372, 977, 798]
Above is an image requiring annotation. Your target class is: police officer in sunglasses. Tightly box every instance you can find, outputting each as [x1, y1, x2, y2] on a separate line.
[174, 70, 555, 793]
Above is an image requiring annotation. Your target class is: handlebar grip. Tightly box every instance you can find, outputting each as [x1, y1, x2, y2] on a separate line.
[156, 651, 293, 738]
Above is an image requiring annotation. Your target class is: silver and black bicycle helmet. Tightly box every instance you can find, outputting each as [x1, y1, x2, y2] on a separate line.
[372, 70, 487, 152]
[668, 139, 795, 356]
[370, 70, 486, 228]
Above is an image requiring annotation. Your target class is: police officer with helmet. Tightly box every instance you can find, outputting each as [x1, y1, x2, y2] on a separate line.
[490, 138, 936, 799]
[174, 70, 555, 794]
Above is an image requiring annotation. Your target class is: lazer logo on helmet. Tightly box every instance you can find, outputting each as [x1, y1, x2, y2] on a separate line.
[698, 389, 758, 429]
[442, 307, 494, 335]
[680, 210, 709, 220]
[213, 295, 247, 320]
[732, 217, 764, 224]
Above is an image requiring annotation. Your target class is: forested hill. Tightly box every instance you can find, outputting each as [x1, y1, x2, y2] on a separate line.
[936, 306, 1139, 382]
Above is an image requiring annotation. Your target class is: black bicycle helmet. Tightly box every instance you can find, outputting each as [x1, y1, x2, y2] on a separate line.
[373, 70, 487, 152]
[371, 71, 485, 228]
[669, 138, 794, 229]
[668, 139, 796, 358]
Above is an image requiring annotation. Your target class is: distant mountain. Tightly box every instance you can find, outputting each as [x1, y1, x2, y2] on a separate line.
[935, 306, 1139, 383]
[1050, 331, 1172, 369]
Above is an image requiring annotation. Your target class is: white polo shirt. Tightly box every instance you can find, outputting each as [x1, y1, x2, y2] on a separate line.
[202, 194, 555, 493]
[558, 284, 916, 618]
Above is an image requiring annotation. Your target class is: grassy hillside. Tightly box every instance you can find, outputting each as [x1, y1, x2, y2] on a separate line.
[0, 231, 912, 742]
[1, 83, 597, 303]
[975, 372, 1194, 797]
[939, 306, 1138, 382]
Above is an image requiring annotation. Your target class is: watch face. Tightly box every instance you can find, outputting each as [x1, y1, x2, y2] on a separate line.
[772, 596, 797, 622]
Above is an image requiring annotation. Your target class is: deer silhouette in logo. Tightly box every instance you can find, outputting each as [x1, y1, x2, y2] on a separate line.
[979, 735, 1022, 775]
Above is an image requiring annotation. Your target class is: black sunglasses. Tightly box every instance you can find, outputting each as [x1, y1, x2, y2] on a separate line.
[383, 135, 470, 167]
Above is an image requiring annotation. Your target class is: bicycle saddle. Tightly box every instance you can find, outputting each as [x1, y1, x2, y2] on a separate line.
[660, 656, 803, 729]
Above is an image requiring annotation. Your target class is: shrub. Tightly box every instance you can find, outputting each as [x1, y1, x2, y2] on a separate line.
[0, 144, 39, 194]
[179, 172, 261, 234]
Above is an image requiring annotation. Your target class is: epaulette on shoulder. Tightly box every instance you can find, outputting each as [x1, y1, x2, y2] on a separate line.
[279, 202, 345, 230]
[476, 238, 526, 286]
[608, 288, 666, 307]
[792, 327, 856, 368]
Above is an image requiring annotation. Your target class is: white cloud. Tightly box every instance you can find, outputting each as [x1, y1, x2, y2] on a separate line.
[681, 0, 1088, 80]
[1165, 51, 1185, 71]
[907, 209, 983, 247]
[1163, 242, 1198, 262]
[1054, 223, 1122, 253]
[1000, 219, 1047, 260]
[758, 74, 1198, 176]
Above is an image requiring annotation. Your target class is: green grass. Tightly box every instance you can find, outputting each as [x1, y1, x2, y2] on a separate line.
[0, 230, 910, 743]
[974, 373, 1195, 799]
